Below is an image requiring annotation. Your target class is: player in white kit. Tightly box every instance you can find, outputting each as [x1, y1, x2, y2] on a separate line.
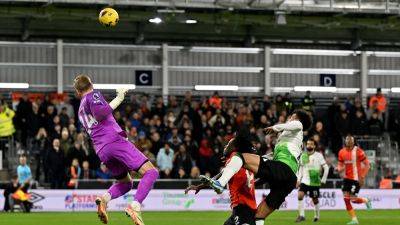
[295, 138, 329, 223]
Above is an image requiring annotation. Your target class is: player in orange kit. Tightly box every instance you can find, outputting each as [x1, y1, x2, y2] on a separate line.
[337, 135, 372, 225]
[185, 127, 257, 225]
[185, 150, 257, 225]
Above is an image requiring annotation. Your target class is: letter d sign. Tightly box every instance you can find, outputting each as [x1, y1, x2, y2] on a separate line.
[320, 74, 336, 87]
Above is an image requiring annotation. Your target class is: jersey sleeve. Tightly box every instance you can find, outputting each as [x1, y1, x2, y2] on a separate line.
[338, 149, 344, 163]
[357, 148, 367, 162]
[17, 166, 22, 177]
[319, 153, 327, 166]
[89, 92, 113, 122]
[272, 120, 302, 132]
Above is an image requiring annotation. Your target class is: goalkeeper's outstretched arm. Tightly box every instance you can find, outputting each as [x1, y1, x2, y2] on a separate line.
[109, 88, 129, 110]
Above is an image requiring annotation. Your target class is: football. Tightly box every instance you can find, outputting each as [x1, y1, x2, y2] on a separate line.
[99, 8, 119, 27]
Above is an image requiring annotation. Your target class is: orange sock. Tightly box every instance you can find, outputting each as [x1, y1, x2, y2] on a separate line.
[347, 209, 357, 220]
[351, 197, 367, 204]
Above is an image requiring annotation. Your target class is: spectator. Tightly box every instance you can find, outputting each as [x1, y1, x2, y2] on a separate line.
[27, 102, 41, 139]
[335, 109, 351, 138]
[198, 139, 213, 173]
[67, 158, 81, 188]
[151, 97, 166, 119]
[368, 87, 387, 113]
[209, 109, 226, 129]
[59, 107, 70, 128]
[168, 96, 180, 116]
[68, 142, 86, 166]
[96, 164, 112, 180]
[0, 101, 16, 138]
[312, 121, 328, 148]
[349, 97, 365, 119]
[15, 94, 32, 146]
[156, 143, 174, 178]
[142, 147, 156, 166]
[209, 91, 222, 109]
[189, 166, 201, 179]
[137, 131, 152, 152]
[38, 94, 53, 118]
[352, 110, 368, 135]
[325, 154, 340, 179]
[173, 145, 193, 178]
[68, 124, 78, 140]
[263, 95, 272, 111]
[183, 135, 198, 161]
[32, 128, 51, 182]
[368, 112, 384, 135]
[283, 92, 294, 113]
[301, 91, 315, 113]
[251, 102, 262, 125]
[43, 105, 56, 134]
[175, 168, 188, 179]
[80, 161, 95, 180]
[47, 139, 65, 189]
[150, 132, 163, 156]
[60, 128, 72, 157]
[56, 95, 74, 119]
[75, 132, 92, 160]
[130, 112, 141, 129]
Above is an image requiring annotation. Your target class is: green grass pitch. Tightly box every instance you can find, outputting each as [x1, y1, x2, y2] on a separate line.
[0, 210, 399, 225]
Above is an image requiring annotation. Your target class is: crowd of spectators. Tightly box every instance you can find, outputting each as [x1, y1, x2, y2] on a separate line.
[0, 87, 393, 188]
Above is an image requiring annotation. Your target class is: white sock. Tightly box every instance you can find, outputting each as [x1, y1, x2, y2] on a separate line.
[298, 199, 305, 217]
[314, 202, 320, 219]
[130, 200, 141, 211]
[102, 192, 112, 204]
[217, 155, 243, 187]
[255, 219, 264, 225]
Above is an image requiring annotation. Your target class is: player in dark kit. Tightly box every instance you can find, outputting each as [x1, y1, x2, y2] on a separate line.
[200, 110, 312, 225]
[185, 128, 258, 225]
[185, 150, 257, 225]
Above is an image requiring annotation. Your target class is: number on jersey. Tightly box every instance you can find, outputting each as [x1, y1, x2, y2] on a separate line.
[79, 112, 98, 134]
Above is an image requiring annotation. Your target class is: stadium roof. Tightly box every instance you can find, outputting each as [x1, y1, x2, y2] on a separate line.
[1, 1, 400, 48]
[6, 0, 400, 14]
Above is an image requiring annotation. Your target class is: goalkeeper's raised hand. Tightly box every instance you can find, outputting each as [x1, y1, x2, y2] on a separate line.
[109, 88, 129, 110]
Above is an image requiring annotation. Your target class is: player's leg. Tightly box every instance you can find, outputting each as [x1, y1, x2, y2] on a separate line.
[312, 197, 320, 222]
[343, 191, 358, 224]
[254, 199, 275, 225]
[223, 214, 235, 225]
[125, 161, 159, 225]
[312, 196, 320, 222]
[296, 189, 306, 222]
[234, 204, 256, 225]
[307, 186, 321, 222]
[96, 173, 133, 224]
[202, 153, 260, 193]
[255, 160, 297, 225]
[349, 183, 371, 210]
[127, 161, 158, 203]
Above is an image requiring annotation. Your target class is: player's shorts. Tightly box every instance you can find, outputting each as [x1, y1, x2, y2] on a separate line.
[223, 204, 255, 225]
[255, 158, 297, 210]
[97, 137, 148, 179]
[341, 179, 360, 195]
[299, 183, 320, 198]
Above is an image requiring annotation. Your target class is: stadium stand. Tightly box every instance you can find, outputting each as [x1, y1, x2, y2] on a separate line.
[1, 89, 399, 189]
